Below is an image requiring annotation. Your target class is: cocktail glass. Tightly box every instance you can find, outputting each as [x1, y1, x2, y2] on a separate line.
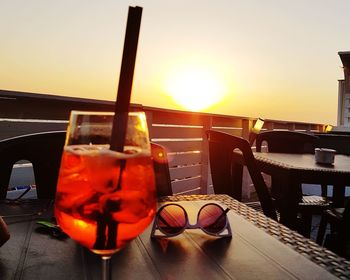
[54, 111, 156, 279]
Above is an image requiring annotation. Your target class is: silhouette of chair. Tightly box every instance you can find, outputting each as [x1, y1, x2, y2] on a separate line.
[151, 143, 173, 197]
[0, 131, 66, 199]
[316, 198, 350, 258]
[0, 131, 172, 199]
[207, 130, 277, 220]
[256, 130, 318, 154]
[255, 130, 330, 237]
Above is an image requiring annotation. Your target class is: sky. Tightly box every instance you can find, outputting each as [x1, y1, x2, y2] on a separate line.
[1, 0, 350, 125]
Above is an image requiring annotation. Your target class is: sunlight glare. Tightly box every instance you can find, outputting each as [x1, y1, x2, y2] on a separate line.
[164, 66, 227, 111]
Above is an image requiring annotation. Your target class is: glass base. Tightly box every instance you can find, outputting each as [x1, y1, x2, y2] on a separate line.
[91, 248, 119, 257]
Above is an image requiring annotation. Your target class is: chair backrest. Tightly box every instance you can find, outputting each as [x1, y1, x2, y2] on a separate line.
[0, 131, 172, 199]
[256, 130, 318, 154]
[207, 130, 277, 220]
[0, 131, 66, 199]
[151, 143, 173, 197]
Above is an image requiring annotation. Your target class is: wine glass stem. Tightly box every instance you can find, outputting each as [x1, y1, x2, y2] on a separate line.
[102, 256, 111, 280]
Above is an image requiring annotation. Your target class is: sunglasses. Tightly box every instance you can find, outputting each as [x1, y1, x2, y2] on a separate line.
[151, 203, 232, 238]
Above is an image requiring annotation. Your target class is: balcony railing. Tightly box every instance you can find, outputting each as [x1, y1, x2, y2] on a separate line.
[0, 89, 325, 198]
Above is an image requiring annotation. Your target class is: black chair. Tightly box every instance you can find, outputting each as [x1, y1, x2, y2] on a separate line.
[315, 133, 350, 156]
[316, 198, 350, 258]
[151, 143, 173, 197]
[0, 131, 172, 199]
[255, 130, 330, 237]
[0, 131, 66, 199]
[256, 130, 317, 154]
[207, 130, 277, 220]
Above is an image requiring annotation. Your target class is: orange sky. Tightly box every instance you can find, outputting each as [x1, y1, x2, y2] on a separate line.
[1, 1, 349, 124]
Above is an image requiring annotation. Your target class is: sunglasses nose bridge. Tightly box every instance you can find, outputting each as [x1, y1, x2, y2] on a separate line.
[186, 223, 199, 230]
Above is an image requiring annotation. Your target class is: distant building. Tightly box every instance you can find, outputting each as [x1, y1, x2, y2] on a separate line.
[337, 51, 350, 129]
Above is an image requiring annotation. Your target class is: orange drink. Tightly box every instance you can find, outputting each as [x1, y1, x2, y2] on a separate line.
[55, 145, 156, 256]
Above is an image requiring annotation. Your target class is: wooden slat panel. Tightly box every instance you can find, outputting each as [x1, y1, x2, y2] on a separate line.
[149, 110, 205, 126]
[295, 123, 310, 131]
[172, 176, 201, 193]
[212, 116, 243, 128]
[176, 188, 201, 195]
[156, 140, 202, 153]
[210, 128, 242, 137]
[151, 126, 202, 139]
[170, 165, 202, 180]
[271, 123, 289, 130]
[168, 152, 201, 167]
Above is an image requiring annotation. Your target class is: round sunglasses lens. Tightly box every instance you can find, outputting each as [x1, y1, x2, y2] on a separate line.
[198, 204, 226, 234]
[157, 205, 186, 235]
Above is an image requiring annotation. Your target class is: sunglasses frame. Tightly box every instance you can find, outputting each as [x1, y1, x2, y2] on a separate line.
[151, 203, 232, 238]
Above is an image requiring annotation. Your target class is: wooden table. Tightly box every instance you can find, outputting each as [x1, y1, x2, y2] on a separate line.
[232, 152, 350, 228]
[1, 195, 349, 279]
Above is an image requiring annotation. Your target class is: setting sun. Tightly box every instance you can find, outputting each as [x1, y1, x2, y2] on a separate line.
[164, 66, 227, 111]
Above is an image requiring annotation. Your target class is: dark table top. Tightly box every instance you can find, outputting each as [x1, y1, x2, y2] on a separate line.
[1, 195, 349, 280]
[253, 152, 350, 175]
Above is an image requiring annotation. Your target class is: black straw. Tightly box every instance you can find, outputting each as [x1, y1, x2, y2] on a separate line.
[93, 6, 143, 251]
[110, 6, 143, 152]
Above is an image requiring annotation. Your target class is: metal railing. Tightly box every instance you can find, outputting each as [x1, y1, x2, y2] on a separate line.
[0, 89, 325, 197]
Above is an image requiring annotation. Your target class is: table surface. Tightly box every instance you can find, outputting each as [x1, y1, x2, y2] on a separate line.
[1, 195, 349, 280]
[254, 152, 350, 175]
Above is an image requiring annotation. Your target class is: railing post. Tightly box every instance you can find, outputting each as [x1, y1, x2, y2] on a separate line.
[200, 116, 212, 194]
[288, 123, 296, 131]
[144, 110, 154, 139]
[242, 119, 253, 140]
[266, 121, 274, 131]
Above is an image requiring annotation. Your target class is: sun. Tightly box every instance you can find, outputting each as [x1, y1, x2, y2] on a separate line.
[164, 66, 227, 111]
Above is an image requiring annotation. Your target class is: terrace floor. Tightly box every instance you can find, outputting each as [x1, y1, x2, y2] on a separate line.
[243, 187, 329, 242]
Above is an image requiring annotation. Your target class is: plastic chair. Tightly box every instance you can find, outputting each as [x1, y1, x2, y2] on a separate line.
[151, 143, 173, 197]
[316, 198, 350, 258]
[255, 130, 330, 237]
[256, 130, 318, 154]
[207, 130, 277, 221]
[0, 131, 172, 199]
[315, 133, 350, 156]
[0, 131, 66, 199]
